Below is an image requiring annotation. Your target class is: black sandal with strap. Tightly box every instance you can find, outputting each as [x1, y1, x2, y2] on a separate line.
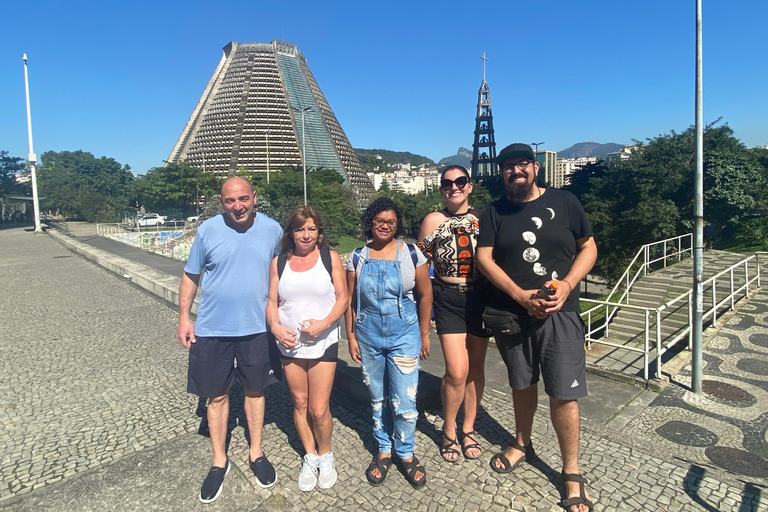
[560, 472, 594, 512]
[365, 454, 392, 487]
[489, 438, 536, 474]
[401, 456, 427, 490]
[458, 430, 482, 459]
[440, 432, 460, 463]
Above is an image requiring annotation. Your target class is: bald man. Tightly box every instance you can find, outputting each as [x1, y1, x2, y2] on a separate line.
[177, 177, 283, 503]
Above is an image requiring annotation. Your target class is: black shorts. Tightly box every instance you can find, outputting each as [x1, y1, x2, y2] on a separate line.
[280, 341, 339, 363]
[432, 279, 490, 338]
[494, 311, 587, 400]
[187, 332, 280, 398]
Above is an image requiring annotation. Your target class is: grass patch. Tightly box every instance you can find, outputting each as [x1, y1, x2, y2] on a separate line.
[333, 235, 366, 255]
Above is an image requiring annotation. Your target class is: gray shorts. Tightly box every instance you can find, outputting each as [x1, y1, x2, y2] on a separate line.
[187, 332, 280, 398]
[494, 310, 587, 400]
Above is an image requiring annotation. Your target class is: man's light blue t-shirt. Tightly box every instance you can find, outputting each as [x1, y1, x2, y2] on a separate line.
[184, 213, 282, 337]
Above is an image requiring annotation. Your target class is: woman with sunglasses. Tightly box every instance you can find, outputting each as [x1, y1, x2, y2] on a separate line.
[418, 165, 490, 463]
[345, 197, 433, 489]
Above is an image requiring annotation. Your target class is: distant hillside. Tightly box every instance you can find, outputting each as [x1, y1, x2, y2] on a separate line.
[438, 147, 472, 169]
[354, 148, 434, 167]
[557, 142, 625, 159]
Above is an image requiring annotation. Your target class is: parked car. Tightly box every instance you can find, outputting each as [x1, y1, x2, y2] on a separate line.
[185, 215, 200, 223]
[137, 213, 165, 227]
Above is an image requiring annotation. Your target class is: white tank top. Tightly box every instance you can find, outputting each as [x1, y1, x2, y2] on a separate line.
[277, 253, 339, 359]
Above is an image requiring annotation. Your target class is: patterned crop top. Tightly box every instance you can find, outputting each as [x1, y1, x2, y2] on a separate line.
[418, 210, 482, 279]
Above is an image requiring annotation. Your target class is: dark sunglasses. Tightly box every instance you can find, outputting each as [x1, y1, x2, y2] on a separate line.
[440, 176, 469, 190]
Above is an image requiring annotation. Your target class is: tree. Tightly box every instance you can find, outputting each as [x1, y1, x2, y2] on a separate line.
[564, 122, 766, 281]
[37, 150, 134, 221]
[0, 151, 28, 198]
[133, 162, 218, 214]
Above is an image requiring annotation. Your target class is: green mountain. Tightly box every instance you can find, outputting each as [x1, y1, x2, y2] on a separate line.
[557, 142, 626, 159]
[354, 148, 435, 167]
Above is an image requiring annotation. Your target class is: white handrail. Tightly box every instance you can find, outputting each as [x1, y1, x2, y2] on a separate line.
[582, 252, 759, 380]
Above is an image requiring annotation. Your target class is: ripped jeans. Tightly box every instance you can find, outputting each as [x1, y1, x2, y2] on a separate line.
[356, 309, 421, 459]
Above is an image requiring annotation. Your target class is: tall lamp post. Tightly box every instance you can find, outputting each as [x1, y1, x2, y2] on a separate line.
[531, 141, 545, 184]
[291, 106, 312, 206]
[193, 179, 200, 216]
[23, 54, 42, 233]
[265, 130, 271, 185]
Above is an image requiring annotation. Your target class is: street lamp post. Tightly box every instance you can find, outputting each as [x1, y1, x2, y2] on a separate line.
[193, 179, 199, 216]
[265, 130, 271, 185]
[23, 54, 42, 233]
[291, 106, 312, 206]
[531, 141, 545, 184]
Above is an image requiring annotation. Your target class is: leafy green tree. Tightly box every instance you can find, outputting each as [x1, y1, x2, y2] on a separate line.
[133, 162, 218, 214]
[37, 150, 134, 221]
[1, 151, 28, 198]
[564, 122, 766, 281]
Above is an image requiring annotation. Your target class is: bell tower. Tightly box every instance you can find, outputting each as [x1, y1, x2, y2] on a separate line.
[470, 52, 498, 178]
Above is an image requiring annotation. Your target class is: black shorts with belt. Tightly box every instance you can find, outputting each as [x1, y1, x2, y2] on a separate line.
[432, 278, 490, 338]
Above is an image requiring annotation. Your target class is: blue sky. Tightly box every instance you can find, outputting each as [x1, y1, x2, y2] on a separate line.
[1, 1, 766, 174]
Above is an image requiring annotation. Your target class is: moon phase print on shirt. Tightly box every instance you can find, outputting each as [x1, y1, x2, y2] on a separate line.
[523, 247, 540, 262]
[522, 209, 553, 278]
[522, 231, 536, 245]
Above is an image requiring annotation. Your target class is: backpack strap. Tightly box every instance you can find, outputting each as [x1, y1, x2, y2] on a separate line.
[407, 243, 419, 268]
[278, 248, 334, 282]
[352, 246, 364, 270]
[277, 253, 288, 278]
[320, 246, 333, 283]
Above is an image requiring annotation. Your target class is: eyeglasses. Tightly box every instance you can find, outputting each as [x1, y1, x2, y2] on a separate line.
[372, 218, 398, 228]
[440, 176, 469, 190]
[502, 161, 533, 172]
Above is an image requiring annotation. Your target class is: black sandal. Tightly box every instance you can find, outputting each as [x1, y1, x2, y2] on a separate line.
[401, 456, 427, 490]
[560, 472, 594, 512]
[489, 438, 536, 474]
[458, 430, 482, 459]
[440, 432, 460, 463]
[365, 454, 391, 486]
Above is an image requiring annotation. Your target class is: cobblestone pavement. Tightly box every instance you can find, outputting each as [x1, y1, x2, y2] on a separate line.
[0, 226, 766, 511]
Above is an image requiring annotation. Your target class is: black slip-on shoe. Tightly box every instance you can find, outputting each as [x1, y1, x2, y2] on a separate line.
[199, 458, 230, 504]
[250, 454, 277, 488]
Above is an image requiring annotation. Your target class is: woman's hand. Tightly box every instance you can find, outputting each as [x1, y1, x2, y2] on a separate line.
[348, 334, 362, 363]
[420, 332, 430, 360]
[272, 325, 299, 349]
[299, 318, 327, 339]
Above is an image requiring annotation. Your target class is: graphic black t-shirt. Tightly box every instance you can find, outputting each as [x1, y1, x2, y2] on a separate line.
[477, 188, 593, 315]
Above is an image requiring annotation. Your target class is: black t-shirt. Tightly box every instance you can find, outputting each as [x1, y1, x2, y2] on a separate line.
[477, 188, 593, 314]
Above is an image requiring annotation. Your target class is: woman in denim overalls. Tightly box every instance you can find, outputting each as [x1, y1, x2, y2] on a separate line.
[345, 198, 433, 489]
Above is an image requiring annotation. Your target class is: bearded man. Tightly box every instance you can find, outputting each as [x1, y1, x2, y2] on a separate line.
[476, 143, 598, 512]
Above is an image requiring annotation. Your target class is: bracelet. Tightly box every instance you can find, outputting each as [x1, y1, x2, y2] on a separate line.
[560, 280, 573, 293]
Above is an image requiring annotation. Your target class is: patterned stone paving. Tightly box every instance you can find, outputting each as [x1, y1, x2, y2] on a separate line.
[620, 290, 768, 483]
[0, 226, 766, 511]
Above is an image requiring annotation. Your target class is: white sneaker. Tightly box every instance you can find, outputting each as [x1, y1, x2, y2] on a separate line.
[298, 454, 319, 492]
[317, 452, 338, 489]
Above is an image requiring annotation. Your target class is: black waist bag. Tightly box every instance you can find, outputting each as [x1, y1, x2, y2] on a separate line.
[482, 307, 522, 337]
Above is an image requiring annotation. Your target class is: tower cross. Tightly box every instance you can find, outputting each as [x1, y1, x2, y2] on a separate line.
[480, 52, 488, 82]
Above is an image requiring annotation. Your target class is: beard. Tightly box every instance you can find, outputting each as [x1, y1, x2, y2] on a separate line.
[507, 180, 535, 204]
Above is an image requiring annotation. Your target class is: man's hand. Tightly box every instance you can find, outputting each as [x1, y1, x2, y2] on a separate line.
[513, 288, 548, 319]
[177, 318, 196, 349]
[540, 279, 572, 315]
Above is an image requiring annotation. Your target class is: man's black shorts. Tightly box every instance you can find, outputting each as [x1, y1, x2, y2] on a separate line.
[187, 332, 280, 398]
[494, 311, 587, 400]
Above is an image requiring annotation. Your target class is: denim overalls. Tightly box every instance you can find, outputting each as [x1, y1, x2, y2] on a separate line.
[354, 242, 421, 459]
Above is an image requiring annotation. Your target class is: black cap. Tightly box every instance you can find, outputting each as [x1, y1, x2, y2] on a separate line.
[496, 143, 535, 166]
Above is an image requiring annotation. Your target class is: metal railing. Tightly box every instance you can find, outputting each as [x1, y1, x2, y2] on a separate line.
[582, 254, 760, 380]
[96, 223, 197, 261]
[602, 234, 693, 326]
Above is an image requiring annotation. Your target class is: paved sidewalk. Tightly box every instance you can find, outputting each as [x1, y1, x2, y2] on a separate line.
[0, 225, 765, 511]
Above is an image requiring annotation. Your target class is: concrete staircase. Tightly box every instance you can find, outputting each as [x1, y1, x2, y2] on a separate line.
[586, 249, 756, 380]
